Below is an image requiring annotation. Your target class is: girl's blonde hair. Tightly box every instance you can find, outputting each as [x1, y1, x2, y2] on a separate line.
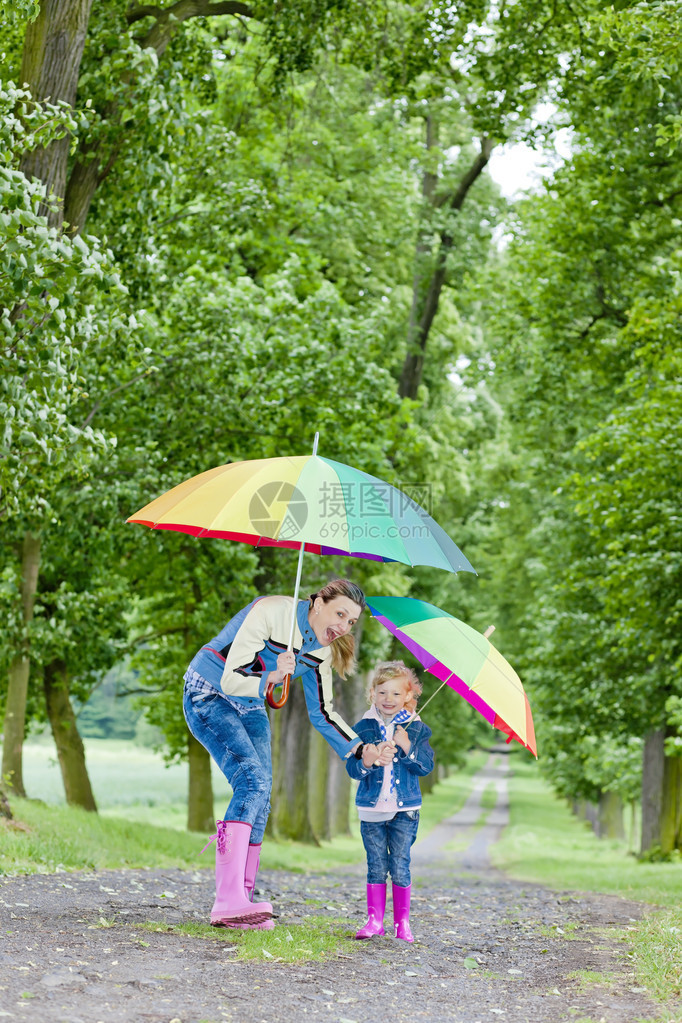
[308, 578, 366, 679]
[367, 660, 422, 713]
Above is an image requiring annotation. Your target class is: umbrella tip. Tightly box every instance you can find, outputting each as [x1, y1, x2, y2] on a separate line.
[483, 625, 496, 638]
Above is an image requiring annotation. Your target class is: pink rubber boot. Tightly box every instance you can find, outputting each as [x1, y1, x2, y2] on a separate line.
[355, 883, 386, 939]
[392, 883, 414, 942]
[209, 821, 273, 927]
[230, 841, 275, 931]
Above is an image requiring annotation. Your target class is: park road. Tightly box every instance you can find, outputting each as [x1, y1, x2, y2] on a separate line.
[0, 751, 668, 1023]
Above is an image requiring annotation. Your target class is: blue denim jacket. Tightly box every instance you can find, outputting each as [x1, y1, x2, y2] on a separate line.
[345, 718, 435, 810]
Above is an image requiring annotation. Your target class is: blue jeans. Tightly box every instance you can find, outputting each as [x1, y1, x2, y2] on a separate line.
[360, 811, 419, 887]
[183, 686, 272, 843]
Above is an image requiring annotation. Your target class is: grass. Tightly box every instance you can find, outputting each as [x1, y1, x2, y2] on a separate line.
[258, 748, 490, 874]
[480, 780, 499, 812]
[139, 918, 361, 963]
[418, 749, 489, 832]
[20, 736, 232, 829]
[536, 921, 581, 940]
[629, 908, 682, 1003]
[492, 756, 682, 907]
[0, 748, 488, 877]
[0, 798, 207, 875]
[493, 755, 682, 1011]
[564, 969, 618, 991]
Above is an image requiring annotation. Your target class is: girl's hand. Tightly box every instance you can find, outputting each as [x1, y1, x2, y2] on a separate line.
[374, 740, 396, 765]
[268, 650, 295, 686]
[393, 725, 411, 753]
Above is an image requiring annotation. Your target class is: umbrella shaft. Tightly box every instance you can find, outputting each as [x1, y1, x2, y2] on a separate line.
[287, 432, 319, 650]
[288, 542, 306, 650]
[411, 679, 448, 720]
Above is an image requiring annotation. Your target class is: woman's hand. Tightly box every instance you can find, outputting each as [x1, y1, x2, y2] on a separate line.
[393, 725, 411, 754]
[362, 741, 395, 767]
[267, 650, 296, 687]
[361, 743, 382, 768]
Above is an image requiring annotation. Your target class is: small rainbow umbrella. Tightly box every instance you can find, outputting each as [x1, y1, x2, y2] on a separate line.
[127, 435, 475, 707]
[366, 595, 536, 756]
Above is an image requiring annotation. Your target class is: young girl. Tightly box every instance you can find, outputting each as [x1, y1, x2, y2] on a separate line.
[345, 660, 435, 942]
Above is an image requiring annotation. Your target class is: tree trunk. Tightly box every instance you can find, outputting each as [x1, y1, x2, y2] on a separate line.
[325, 671, 363, 839]
[43, 658, 97, 811]
[400, 112, 439, 401]
[628, 799, 638, 853]
[326, 749, 352, 838]
[640, 728, 681, 855]
[420, 770, 438, 796]
[399, 136, 494, 400]
[19, 0, 95, 228]
[641, 728, 665, 855]
[660, 740, 682, 854]
[268, 680, 316, 842]
[64, 0, 253, 233]
[0, 791, 12, 820]
[186, 728, 215, 832]
[597, 790, 624, 840]
[308, 729, 330, 841]
[572, 798, 599, 833]
[2, 532, 41, 797]
[662, 752, 678, 855]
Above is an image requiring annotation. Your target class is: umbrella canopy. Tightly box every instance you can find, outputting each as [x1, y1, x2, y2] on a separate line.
[127, 440, 475, 708]
[127, 454, 476, 575]
[366, 595, 537, 756]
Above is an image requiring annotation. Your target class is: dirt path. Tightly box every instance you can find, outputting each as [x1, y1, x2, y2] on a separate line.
[0, 752, 667, 1023]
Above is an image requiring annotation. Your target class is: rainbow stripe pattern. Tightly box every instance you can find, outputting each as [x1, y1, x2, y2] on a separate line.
[128, 455, 476, 575]
[367, 595, 536, 756]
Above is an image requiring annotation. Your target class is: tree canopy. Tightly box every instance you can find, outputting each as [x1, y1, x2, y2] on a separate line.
[1, 0, 680, 853]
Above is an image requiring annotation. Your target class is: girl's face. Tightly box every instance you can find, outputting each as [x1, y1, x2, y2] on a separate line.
[310, 595, 362, 647]
[373, 675, 411, 720]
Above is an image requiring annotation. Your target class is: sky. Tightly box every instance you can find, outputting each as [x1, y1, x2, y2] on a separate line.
[487, 114, 574, 198]
[488, 142, 557, 198]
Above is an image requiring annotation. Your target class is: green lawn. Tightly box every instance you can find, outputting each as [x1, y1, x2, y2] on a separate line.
[9, 741, 680, 910]
[493, 756, 682, 908]
[7, 739, 489, 875]
[20, 735, 231, 823]
[493, 756, 682, 1010]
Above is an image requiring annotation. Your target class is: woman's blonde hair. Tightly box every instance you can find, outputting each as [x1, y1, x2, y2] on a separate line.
[309, 578, 365, 679]
[367, 660, 422, 713]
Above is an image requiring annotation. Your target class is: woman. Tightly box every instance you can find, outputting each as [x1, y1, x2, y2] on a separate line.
[183, 578, 392, 929]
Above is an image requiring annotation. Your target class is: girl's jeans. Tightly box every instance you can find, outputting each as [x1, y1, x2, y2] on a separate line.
[183, 686, 272, 843]
[360, 811, 419, 888]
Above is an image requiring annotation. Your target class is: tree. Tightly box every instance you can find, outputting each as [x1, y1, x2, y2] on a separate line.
[3, 0, 417, 824]
[0, 83, 125, 797]
[393, 0, 597, 400]
[461, 0, 682, 852]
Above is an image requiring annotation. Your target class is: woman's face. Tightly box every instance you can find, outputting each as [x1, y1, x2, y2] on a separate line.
[310, 595, 362, 646]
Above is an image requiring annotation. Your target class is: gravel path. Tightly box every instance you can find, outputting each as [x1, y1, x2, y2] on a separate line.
[0, 752, 667, 1023]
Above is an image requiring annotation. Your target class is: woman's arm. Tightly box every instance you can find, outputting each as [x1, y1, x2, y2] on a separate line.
[219, 597, 276, 696]
[298, 657, 366, 759]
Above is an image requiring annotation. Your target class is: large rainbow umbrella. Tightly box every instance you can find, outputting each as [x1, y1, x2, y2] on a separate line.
[127, 435, 475, 706]
[366, 595, 536, 756]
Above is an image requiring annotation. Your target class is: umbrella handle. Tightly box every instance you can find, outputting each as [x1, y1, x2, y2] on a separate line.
[266, 673, 291, 709]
